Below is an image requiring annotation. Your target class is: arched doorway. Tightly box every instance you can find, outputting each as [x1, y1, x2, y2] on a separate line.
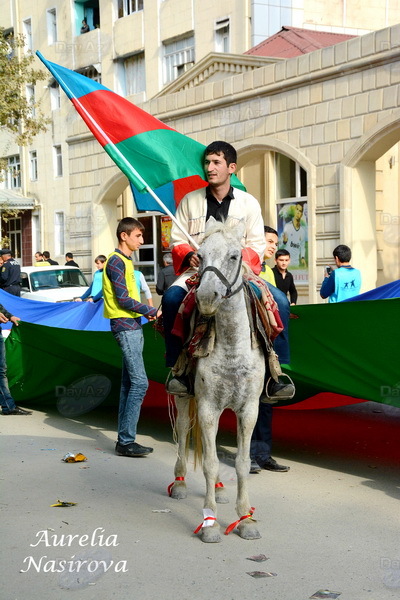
[341, 113, 400, 291]
[236, 138, 317, 303]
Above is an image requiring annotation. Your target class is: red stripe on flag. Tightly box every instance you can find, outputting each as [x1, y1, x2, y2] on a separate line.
[173, 175, 208, 204]
[72, 90, 172, 146]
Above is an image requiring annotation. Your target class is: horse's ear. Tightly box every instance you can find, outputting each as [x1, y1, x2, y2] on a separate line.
[205, 216, 217, 232]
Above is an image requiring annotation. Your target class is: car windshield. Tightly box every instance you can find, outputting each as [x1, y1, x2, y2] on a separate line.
[29, 269, 88, 291]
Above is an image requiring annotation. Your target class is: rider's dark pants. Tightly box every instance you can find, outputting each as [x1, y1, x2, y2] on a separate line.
[250, 402, 273, 463]
[250, 283, 290, 464]
[162, 284, 188, 368]
[266, 282, 290, 365]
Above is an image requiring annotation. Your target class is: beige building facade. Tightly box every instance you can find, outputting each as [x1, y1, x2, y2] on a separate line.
[1, 2, 400, 302]
[89, 25, 400, 302]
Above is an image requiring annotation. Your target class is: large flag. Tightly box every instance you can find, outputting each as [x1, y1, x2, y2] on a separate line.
[36, 52, 245, 215]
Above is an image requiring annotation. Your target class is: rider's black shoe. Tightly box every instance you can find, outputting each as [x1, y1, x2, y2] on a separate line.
[260, 379, 295, 404]
[166, 375, 191, 396]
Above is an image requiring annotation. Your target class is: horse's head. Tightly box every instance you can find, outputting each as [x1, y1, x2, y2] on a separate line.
[196, 218, 245, 316]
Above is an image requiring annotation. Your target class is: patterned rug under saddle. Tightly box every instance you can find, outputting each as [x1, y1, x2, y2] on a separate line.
[170, 272, 284, 381]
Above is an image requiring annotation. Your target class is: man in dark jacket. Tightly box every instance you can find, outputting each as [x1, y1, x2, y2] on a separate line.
[0, 302, 31, 415]
[65, 252, 79, 267]
[156, 253, 177, 295]
[0, 249, 21, 296]
[43, 251, 59, 265]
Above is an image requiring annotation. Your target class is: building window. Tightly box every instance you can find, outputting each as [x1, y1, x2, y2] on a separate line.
[215, 18, 230, 53]
[275, 153, 307, 201]
[75, 0, 100, 33]
[53, 145, 63, 177]
[118, 0, 143, 18]
[3, 155, 21, 189]
[47, 8, 57, 44]
[274, 152, 308, 282]
[5, 217, 22, 259]
[30, 151, 38, 181]
[76, 65, 101, 83]
[132, 214, 156, 282]
[123, 53, 145, 96]
[54, 212, 65, 256]
[163, 35, 194, 84]
[50, 81, 61, 110]
[22, 18, 33, 52]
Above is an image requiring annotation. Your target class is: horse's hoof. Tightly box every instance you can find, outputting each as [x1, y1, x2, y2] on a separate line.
[170, 484, 187, 500]
[215, 490, 229, 504]
[238, 521, 261, 540]
[200, 525, 222, 543]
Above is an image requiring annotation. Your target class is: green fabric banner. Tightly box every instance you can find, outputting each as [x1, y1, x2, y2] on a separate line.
[6, 321, 168, 416]
[5, 298, 400, 413]
[284, 298, 400, 408]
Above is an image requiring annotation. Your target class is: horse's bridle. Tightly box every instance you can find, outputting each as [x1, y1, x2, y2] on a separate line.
[198, 256, 243, 299]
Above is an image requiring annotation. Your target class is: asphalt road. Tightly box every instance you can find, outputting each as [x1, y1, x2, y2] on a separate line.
[1, 403, 399, 600]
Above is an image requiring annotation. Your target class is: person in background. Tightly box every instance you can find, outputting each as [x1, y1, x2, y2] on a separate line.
[75, 255, 106, 302]
[272, 249, 298, 305]
[103, 217, 161, 457]
[250, 226, 291, 474]
[43, 251, 59, 265]
[0, 249, 21, 296]
[65, 252, 79, 268]
[156, 252, 177, 296]
[80, 18, 90, 34]
[320, 244, 361, 303]
[134, 271, 154, 307]
[0, 304, 31, 415]
[34, 251, 50, 266]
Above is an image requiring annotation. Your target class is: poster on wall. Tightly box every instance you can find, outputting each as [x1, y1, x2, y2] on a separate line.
[276, 200, 309, 285]
[160, 216, 172, 250]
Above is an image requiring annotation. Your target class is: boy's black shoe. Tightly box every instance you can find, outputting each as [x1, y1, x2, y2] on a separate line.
[115, 442, 153, 457]
[2, 406, 32, 415]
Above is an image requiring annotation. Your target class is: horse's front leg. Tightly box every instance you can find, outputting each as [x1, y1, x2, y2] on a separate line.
[169, 395, 192, 500]
[235, 403, 261, 540]
[197, 401, 222, 543]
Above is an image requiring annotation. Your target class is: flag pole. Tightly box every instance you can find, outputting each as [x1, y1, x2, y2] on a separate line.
[36, 52, 200, 251]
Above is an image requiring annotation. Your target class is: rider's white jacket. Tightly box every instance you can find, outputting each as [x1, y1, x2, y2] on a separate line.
[170, 187, 265, 279]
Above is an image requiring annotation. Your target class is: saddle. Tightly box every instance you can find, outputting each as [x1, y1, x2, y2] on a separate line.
[168, 273, 284, 382]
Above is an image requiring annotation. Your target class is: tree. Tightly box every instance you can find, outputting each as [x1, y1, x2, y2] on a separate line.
[0, 27, 50, 249]
[0, 27, 49, 151]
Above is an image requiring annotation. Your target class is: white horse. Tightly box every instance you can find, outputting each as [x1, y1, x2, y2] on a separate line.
[169, 219, 265, 543]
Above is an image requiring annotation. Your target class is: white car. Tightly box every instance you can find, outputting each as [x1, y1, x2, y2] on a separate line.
[20, 266, 89, 302]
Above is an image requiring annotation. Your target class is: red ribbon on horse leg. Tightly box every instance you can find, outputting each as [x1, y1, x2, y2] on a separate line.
[225, 507, 256, 535]
[167, 476, 185, 496]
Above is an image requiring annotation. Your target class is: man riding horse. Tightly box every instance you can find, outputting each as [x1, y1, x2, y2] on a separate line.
[162, 140, 294, 402]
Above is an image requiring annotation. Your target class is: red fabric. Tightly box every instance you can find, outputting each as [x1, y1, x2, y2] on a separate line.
[172, 244, 193, 276]
[173, 177, 207, 203]
[172, 245, 261, 277]
[241, 247, 261, 275]
[72, 91, 171, 146]
[171, 283, 197, 341]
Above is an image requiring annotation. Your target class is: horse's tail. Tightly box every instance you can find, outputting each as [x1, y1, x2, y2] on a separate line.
[191, 397, 203, 469]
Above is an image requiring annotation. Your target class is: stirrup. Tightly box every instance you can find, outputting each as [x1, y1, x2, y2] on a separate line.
[261, 374, 295, 404]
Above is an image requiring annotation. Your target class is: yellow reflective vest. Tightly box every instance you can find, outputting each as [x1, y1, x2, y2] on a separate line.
[259, 262, 276, 286]
[103, 251, 141, 319]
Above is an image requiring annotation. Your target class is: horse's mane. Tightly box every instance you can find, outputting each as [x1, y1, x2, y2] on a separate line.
[202, 218, 244, 243]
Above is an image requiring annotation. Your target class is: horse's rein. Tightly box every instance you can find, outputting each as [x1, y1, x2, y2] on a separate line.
[199, 257, 243, 299]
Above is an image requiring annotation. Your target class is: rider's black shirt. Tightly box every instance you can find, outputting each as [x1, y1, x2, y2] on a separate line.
[205, 186, 234, 223]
